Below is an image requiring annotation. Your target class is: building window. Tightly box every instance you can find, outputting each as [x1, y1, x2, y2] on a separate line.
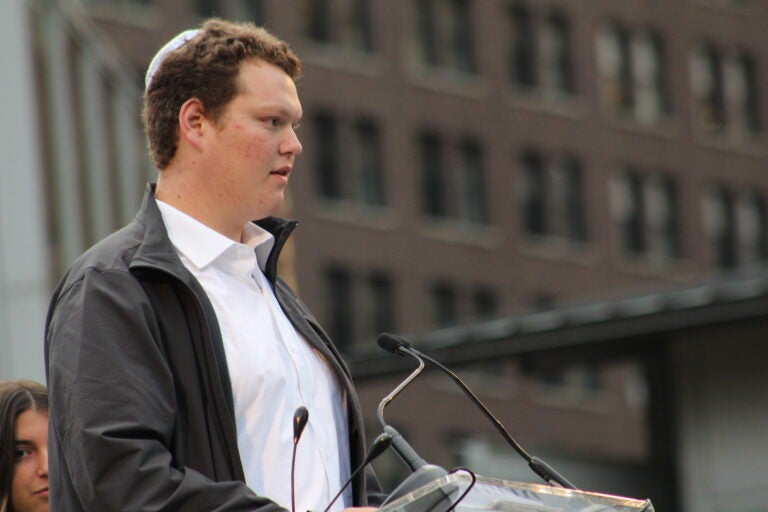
[419, 131, 448, 217]
[325, 265, 354, 349]
[518, 149, 588, 243]
[509, 3, 537, 88]
[457, 139, 489, 224]
[447, 0, 476, 73]
[691, 43, 760, 139]
[508, 4, 574, 97]
[194, 0, 264, 21]
[353, 118, 385, 206]
[366, 273, 396, 339]
[348, 0, 374, 52]
[196, 0, 218, 17]
[520, 149, 548, 236]
[596, 23, 633, 112]
[417, 131, 491, 226]
[690, 43, 726, 132]
[303, 0, 374, 51]
[311, 112, 387, 209]
[612, 169, 683, 261]
[632, 31, 668, 124]
[304, 0, 334, 43]
[706, 186, 738, 268]
[558, 156, 588, 242]
[413, 0, 439, 66]
[704, 186, 768, 269]
[472, 287, 498, 320]
[542, 11, 574, 95]
[728, 52, 760, 135]
[652, 177, 683, 259]
[313, 112, 341, 199]
[431, 281, 458, 327]
[738, 192, 768, 264]
[409, 0, 476, 74]
[596, 23, 669, 124]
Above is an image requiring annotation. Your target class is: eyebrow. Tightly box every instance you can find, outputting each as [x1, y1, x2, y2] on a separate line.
[256, 105, 302, 120]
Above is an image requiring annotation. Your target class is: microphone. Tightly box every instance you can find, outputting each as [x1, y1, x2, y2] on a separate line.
[377, 333, 577, 490]
[291, 406, 309, 512]
[375, 335, 448, 506]
[322, 433, 393, 512]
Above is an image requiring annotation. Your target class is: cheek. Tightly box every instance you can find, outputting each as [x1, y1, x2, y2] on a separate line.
[11, 464, 30, 496]
[243, 136, 272, 161]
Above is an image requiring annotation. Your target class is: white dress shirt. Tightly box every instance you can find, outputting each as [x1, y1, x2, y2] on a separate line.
[156, 200, 352, 512]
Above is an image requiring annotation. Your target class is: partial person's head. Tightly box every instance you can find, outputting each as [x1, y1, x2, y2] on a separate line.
[142, 18, 302, 171]
[0, 381, 49, 512]
[144, 18, 304, 230]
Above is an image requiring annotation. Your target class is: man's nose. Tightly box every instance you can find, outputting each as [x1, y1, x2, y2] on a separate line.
[280, 127, 302, 156]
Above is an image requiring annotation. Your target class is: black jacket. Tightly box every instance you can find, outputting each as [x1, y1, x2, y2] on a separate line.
[45, 184, 370, 511]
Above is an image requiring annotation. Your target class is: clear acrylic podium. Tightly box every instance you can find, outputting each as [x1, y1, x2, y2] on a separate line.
[378, 472, 655, 512]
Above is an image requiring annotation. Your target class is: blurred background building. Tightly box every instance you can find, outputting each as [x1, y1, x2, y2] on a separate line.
[2, 0, 768, 510]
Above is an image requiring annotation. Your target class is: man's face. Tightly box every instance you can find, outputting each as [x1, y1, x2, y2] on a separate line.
[203, 59, 303, 226]
[12, 410, 49, 512]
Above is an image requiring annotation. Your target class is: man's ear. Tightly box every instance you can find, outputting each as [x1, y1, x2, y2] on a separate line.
[178, 98, 207, 150]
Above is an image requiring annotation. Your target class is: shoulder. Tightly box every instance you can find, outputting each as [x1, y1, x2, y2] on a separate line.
[51, 220, 146, 307]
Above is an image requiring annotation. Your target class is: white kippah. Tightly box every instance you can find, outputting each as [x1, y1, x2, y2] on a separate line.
[144, 29, 201, 90]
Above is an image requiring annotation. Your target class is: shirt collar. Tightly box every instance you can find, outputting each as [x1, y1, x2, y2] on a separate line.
[155, 199, 275, 272]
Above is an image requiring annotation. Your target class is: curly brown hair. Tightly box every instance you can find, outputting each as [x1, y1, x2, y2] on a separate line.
[142, 18, 302, 170]
[0, 380, 48, 512]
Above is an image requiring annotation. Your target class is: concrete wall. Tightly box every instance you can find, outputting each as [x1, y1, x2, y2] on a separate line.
[0, 0, 51, 382]
[675, 321, 768, 512]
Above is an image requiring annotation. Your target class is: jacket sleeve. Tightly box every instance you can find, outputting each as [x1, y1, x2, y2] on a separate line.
[46, 267, 285, 512]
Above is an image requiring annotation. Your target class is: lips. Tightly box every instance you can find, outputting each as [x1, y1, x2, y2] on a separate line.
[270, 166, 291, 177]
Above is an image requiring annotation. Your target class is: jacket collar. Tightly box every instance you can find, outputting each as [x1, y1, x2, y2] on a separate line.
[130, 183, 297, 283]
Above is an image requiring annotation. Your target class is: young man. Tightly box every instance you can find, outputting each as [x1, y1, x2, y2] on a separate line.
[45, 19, 378, 512]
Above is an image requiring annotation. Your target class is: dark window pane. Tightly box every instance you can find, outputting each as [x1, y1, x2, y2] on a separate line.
[520, 150, 548, 235]
[561, 157, 587, 241]
[431, 281, 457, 327]
[325, 265, 354, 349]
[350, 0, 374, 51]
[305, 0, 334, 43]
[313, 113, 342, 199]
[472, 287, 497, 320]
[415, 0, 439, 66]
[509, 4, 537, 87]
[368, 273, 396, 337]
[616, 25, 634, 110]
[230, 0, 265, 23]
[459, 140, 489, 224]
[702, 43, 726, 130]
[714, 187, 737, 268]
[660, 178, 682, 258]
[419, 131, 447, 217]
[196, 0, 219, 17]
[355, 119, 385, 206]
[650, 33, 670, 114]
[448, 0, 476, 73]
[548, 11, 574, 94]
[738, 53, 761, 133]
[623, 171, 646, 253]
[750, 193, 768, 261]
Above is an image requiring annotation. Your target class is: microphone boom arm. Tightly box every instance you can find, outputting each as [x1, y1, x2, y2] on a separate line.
[376, 354, 425, 428]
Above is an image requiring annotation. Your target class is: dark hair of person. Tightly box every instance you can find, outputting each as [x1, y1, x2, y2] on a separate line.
[142, 18, 302, 170]
[0, 380, 48, 512]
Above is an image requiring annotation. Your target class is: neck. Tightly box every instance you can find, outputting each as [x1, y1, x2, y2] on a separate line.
[156, 170, 245, 242]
